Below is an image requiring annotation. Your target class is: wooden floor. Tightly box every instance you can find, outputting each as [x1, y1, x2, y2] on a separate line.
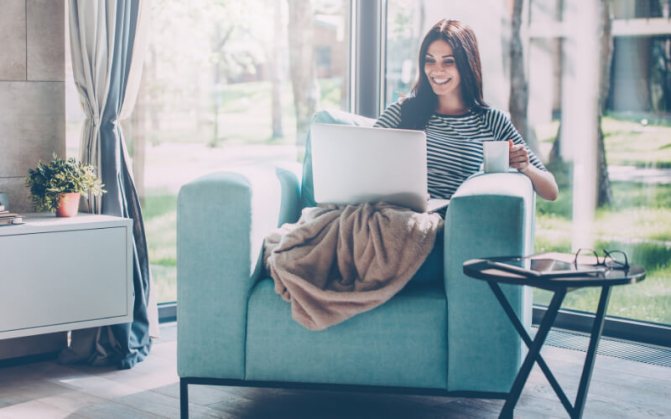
[0, 323, 669, 419]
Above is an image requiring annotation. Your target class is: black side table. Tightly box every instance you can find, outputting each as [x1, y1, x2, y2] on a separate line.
[463, 257, 646, 419]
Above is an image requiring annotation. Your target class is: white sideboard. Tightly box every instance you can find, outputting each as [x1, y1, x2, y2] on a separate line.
[0, 214, 133, 340]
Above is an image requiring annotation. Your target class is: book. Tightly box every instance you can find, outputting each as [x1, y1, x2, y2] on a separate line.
[481, 255, 607, 278]
[0, 211, 24, 226]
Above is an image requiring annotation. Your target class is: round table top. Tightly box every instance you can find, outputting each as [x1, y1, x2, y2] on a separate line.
[463, 258, 646, 290]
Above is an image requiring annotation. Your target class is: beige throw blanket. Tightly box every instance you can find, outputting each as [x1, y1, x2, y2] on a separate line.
[263, 203, 443, 331]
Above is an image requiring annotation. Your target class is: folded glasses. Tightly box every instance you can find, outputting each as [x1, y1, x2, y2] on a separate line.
[573, 248, 629, 270]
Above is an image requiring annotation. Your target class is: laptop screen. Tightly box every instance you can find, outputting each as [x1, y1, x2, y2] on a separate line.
[310, 124, 428, 212]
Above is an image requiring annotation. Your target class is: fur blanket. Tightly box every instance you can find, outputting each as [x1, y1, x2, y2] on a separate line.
[263, 203, 443, 330]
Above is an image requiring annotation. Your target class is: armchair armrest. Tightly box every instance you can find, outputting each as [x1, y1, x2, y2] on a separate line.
[177, 165, 300, 379]
[444, 172, 535, 392]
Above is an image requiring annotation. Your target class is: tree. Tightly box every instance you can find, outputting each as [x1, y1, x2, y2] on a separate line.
[549, 0, 613, 208]
[596, 0, 614, 207]
[508, 0, 539, 154]
[270, 0, 284, 139]
[287, 0, 320, 147]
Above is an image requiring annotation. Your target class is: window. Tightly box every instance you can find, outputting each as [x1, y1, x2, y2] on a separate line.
[66, 0, 352, 304]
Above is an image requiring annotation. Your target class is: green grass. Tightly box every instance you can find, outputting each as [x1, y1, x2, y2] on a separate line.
[532, 239, 671, 324]
[144, 194, 178, 303]
[535, 116, 671, 168]
[534, 266, 671, 324]
[534, 270, 671, 324]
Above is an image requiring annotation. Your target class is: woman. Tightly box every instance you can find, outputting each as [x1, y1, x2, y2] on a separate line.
[375, 19, 558, 201]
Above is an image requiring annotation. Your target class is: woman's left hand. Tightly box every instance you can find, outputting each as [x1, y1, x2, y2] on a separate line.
[509, 140, 530, 173]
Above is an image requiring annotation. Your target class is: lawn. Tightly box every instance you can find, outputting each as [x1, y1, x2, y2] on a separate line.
[533, 117, 671, 324]
[142, 90, 671, 325]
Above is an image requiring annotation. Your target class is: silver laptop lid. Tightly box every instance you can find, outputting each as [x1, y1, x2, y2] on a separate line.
[311, 123, 428, 212]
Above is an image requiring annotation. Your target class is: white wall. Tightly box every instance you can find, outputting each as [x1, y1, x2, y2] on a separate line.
[0, 0, 65, 213]
[0, 0, 67, 360]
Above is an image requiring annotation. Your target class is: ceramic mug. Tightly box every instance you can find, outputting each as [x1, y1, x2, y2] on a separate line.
[483, 141, 509, 173]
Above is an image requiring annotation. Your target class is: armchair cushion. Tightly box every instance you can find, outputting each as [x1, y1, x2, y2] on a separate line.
[245, 278, 448, 388]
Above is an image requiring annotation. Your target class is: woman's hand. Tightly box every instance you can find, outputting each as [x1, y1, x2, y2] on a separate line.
[506, 139, 559, 201]
[508, 140, 530, 173]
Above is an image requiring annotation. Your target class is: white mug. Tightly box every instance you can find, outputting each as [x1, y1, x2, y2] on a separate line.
[483, 141, 509, 173]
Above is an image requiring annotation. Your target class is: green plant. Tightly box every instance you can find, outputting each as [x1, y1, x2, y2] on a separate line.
[25, 155, 105, 212]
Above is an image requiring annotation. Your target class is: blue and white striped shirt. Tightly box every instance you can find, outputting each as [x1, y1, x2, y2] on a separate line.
[375, 101, 546, 200]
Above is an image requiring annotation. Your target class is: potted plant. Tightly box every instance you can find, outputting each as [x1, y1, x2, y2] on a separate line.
[26, 155, 105, 217]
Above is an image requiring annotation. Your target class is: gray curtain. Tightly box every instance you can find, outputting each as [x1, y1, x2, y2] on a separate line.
[60, 0, 157, 369]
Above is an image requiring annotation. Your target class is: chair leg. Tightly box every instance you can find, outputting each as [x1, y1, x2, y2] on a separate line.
[180, 379, 189, 419]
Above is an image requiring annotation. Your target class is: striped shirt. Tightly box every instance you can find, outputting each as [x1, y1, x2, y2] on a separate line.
[375, 101, 546, 200]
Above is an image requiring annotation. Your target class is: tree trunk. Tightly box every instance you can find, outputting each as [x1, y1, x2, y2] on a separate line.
[130, 52, 149, 204]
[597, 0, 613, 207]
[210, 26, 222, 148]
[509, 0, 539, 154]
[131, 100, 146, 204]
[271, 0, 284, 139]
[287, 0, 319, 147]
[549, 123, 562, 164]
[550, 0, 613, 210]
[148, 45, 160, 145]
[664, 39, 671, 111]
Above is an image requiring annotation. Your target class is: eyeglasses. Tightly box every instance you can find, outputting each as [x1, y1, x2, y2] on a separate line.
[573, 248, 629, 270]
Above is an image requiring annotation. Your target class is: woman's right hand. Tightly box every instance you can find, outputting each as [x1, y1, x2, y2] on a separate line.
[509, 140, 530, 173]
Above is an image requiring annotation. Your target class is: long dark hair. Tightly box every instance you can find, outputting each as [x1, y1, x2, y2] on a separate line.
[398, 19, 488, 130]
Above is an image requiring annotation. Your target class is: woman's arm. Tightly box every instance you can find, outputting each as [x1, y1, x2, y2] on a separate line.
[509, 143, 559, 201]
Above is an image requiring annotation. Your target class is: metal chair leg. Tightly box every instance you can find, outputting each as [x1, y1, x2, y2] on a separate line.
[180, 379, 189, 419]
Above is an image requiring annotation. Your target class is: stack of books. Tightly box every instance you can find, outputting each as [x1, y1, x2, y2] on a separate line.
[0, 204, 23, 226]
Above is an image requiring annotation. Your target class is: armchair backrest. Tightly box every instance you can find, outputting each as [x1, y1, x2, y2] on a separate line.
[300, 110, 377, 208]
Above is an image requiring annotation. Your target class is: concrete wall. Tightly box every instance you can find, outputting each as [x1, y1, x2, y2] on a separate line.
[0, 0, 65, 214]
[0, 0, 67, 360]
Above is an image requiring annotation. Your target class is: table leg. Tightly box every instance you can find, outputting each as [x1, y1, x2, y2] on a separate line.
[499, 288, 567, 418]
[573, 285, 611, 418]
[488, 282, 574, 412]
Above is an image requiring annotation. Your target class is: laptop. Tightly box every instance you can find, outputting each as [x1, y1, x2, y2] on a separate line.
[310, 123, 450, 213]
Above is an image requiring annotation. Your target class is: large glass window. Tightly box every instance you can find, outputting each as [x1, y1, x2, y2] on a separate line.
[66, 0, 352, 303]
[384, 0, 671, 327]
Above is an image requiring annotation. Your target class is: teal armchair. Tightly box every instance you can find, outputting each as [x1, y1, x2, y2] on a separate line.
[177, 110, 535, 418]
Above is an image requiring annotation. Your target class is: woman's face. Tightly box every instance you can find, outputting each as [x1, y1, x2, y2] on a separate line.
[424, 39, 461, 98]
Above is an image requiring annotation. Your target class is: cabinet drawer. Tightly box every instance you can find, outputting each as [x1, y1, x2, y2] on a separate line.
[0, 227, 131, 335]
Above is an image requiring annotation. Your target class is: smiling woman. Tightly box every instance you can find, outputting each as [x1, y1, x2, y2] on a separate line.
[376, 18, 558, 202]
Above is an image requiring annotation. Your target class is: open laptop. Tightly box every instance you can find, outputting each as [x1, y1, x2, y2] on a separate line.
[310, 123, 450, 213]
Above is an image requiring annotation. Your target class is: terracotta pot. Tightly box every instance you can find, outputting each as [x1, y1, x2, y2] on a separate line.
[56, 192, 81, 217]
